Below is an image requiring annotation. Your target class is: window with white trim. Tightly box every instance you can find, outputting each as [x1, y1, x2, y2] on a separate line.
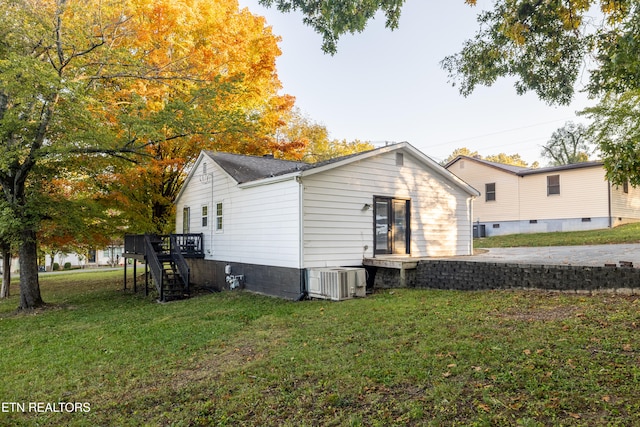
[182, 207, 190, 233]
[202, 205, 208, 227]
[215, 202, 223, 231]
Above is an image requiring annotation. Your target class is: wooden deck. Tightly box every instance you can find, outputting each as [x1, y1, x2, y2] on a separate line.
[363, 256, 419, 287]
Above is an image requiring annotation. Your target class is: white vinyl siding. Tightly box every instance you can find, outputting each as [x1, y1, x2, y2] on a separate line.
[177, 148, 476, 271]
[301, 152, 473, 267]
[176, 154, 301, 267]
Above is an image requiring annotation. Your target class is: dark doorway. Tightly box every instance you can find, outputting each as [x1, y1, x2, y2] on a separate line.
[374, 197, 410, 255]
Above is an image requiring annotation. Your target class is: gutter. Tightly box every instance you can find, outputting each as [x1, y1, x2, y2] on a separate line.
[237, 173, 299, 189]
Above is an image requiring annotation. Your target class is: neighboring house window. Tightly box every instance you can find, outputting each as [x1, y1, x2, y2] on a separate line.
[215, 202, 223, 231]
[202, 205, 208, 227]
[183, 207, 190, 233]
[623, 181, 629, 194]
[547, 175, 560, 195]
[396, 153, 404, 166]
[485, 183, 496, 201]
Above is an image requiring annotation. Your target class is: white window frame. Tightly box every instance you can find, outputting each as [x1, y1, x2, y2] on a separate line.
[182, 207, 190, 233]
[201, 204, 208, 228]
[215, 201, 223, 232]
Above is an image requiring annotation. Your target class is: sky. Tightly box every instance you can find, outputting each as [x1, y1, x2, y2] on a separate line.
[238, 0, 594, 165]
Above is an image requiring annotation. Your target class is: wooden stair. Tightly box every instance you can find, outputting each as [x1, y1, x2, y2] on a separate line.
[161, 260, 188, 301]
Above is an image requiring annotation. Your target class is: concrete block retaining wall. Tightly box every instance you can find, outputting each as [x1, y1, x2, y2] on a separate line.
[373, 260, 640, 293]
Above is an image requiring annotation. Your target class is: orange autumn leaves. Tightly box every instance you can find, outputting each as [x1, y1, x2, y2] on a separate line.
[90, 0, 297, 232]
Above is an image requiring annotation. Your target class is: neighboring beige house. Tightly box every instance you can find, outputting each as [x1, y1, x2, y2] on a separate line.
[445, 156, 640, 237]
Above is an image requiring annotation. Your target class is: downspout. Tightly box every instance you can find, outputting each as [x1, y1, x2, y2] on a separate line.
[297, 175, 307, 299]
[469, 196, 474, 254]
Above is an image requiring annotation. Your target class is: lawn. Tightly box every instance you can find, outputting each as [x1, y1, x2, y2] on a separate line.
[476, 222, 640, 248]
[1, 270, 639, 426]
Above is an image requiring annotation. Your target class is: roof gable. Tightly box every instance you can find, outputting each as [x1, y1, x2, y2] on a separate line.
[178, 143, 480, 198]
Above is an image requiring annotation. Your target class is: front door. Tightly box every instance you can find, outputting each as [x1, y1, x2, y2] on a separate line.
[374, 197, 410, 255]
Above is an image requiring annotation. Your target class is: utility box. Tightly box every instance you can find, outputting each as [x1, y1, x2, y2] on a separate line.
[307, 268, 367, 301]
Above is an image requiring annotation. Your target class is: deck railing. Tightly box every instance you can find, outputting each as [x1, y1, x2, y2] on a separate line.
[144, 235, 165, 301]
[124, 233, 204, 258]
[170, 235, 190, 295]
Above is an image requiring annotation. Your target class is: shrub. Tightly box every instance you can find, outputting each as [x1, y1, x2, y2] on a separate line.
[53, 263, 60, 271]
[63, 262, 72, 270]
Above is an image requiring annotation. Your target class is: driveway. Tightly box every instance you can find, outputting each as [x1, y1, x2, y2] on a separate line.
[463, 244, 640, 267]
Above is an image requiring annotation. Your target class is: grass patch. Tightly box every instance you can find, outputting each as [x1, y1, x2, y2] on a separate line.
[476, 222, 640, 248]
[1, 271, 639, 425]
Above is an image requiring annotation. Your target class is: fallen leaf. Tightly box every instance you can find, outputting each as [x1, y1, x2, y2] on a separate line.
[523, 349, 531, 355]
[623, 344, 632, 351]
[568, 412, 581, 419]
[477, 403, 490, 412]
[602, 395, 611, 402]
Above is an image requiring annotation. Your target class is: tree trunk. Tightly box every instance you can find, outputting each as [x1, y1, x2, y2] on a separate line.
[18, 229, 44, 310]
[0, 245, 10, 299]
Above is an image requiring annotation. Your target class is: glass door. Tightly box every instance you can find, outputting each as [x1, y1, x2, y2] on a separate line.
[374, 197, 410, 255]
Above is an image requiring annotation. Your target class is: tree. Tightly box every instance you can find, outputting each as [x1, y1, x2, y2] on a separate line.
[0, 0, 293, 309]
[443, 147, 480, 164]
[84, 0, 297, 235]
[437, 1, 639, 182]
[258, 0, 407, 54]
[0, 241, 11, 299]
[540, 122, 593, 166]
[440, 1, 636, 105]
[443, 148, 535, 167]
[583, 92, 640, 186]
[275, 108, 374, 163]
[256, 2, 640, 183]
[484, 153, 530, 167]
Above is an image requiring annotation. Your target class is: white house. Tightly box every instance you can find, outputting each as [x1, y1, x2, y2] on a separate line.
[175, 142, 479, 299]
[446, 155, 640, 237]
[44, 245, 124, 270]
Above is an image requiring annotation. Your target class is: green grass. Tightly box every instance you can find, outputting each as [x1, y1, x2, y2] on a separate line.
[476, 222, 640, 248]
[1, 270, 640, 426]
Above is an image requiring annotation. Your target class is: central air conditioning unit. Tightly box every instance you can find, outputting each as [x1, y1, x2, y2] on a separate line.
[307, 267, 367, 301]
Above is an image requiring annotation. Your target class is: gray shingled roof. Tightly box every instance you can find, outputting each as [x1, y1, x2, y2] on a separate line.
[448, 155, 603, 176]
[204, 147, 379, 184]
[204, 151, 307, 183]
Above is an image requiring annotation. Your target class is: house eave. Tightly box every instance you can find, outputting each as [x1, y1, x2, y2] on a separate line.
[237, 173, 300, 188]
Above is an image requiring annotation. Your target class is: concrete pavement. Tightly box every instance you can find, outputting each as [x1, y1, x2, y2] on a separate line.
[462, 244, 640, 267]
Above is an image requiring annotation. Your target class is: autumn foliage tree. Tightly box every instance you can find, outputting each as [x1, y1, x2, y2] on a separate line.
[92, 0, 296, 234]
[444, 148, 537, 168]
[0, 0, 294, 308]
[275, 108, 374, 163]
